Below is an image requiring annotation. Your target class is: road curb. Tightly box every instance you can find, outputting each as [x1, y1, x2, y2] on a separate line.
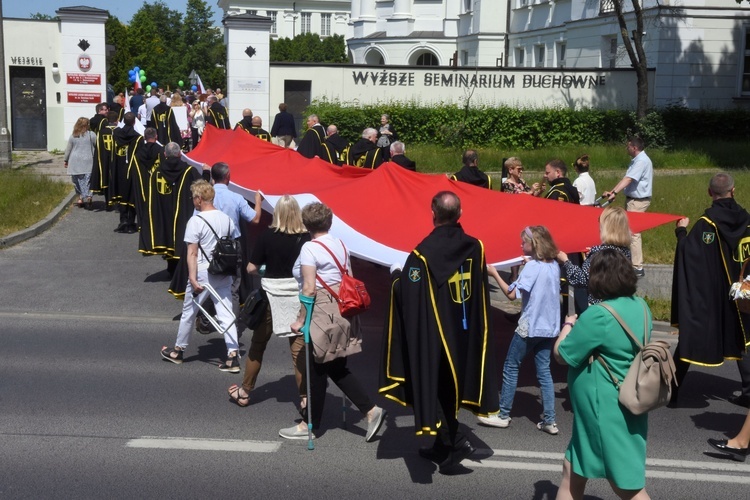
[0, 190, 76, 249]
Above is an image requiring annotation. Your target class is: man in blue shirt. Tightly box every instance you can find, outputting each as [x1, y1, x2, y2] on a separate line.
[195, 162, 263, 334]
[603, 136, 653, 277]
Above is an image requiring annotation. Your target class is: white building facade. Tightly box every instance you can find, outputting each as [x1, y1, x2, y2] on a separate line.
[217, 0, 351, 39]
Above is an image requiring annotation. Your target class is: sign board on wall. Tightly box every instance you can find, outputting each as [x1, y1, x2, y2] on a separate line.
[67, 92, 102, 104]
[67, 73, 102, 85]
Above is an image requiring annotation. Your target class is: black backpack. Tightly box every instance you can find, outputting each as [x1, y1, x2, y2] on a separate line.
[196, 215, 240, 276]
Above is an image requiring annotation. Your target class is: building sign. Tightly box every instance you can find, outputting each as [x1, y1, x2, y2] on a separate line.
[67, 92, 102, 104]
[235, 78, 267, 92]
[77, 53, 92, 72]
[351, 70, 607, 90]
[9, 56, 43, 66]
[67, 73, 102, 85]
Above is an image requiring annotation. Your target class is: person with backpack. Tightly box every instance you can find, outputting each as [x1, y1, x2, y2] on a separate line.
[554, 249, 652, 499]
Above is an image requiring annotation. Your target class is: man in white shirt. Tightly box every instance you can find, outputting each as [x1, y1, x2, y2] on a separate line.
[603, 136, 654, 277]
[572, 154, 597, 206]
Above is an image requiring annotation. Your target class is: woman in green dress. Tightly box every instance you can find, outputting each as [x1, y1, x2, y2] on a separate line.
[554, 249, 651, 499]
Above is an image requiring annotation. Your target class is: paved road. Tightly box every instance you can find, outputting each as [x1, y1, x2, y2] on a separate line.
[1, 192, 749, 498]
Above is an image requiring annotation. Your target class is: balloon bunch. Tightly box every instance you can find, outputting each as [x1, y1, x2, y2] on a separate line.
[127, 66, 158, 93]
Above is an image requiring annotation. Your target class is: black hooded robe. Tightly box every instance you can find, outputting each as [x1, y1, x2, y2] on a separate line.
[152, 103, 182, 146]
[451, 166, 492, 189]
[130, 139, 163, 230]
[380, 223, 499, 438]
[348, 138, 383, 169]
[206, 102, 231, 129]
[296, 124, 327, 159]
[671, 197, 750, 365]
[90, 124, 116, 198]
[110, 125, 141, 207]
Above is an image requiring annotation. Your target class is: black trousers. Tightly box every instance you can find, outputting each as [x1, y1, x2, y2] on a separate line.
[306, 356, 373, 430]
[433, 353, 467, 451]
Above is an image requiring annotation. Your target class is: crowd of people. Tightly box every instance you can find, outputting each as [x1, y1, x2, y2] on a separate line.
[62, 97, 750, 492]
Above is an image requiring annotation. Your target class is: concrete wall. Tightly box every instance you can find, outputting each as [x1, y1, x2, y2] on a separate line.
[269, 63, 653, 110]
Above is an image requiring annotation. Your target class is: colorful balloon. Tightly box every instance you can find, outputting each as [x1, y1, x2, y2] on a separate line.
[178, 80, 184, 87]
[134, 66, 140, 73]
[146, 85, 152, 92]
[191, 85, 197, 91]
[140, 75, 147, 83]
[139, 69, 145, 76]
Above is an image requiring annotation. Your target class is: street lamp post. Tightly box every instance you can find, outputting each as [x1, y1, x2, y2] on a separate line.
[0, 0, 13, 168]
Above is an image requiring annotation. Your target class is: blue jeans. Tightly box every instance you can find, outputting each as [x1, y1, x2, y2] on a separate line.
[498, 333, 556, 424]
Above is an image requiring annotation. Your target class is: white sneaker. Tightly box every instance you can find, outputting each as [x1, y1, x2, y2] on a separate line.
[477, 414, 511, 428]
[537, 421, 559, 435]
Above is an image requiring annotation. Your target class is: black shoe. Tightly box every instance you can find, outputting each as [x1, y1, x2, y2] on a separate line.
[634, 268, 645, 278]
[113, 223, 127, 233]
[728, 394, 750, 408]
[418, 446, 450, 464]
[126, 224, 137, 234]
[707, 438, 749, 462]
[438, 441, 476, 474]
[219, 354, 241, 373]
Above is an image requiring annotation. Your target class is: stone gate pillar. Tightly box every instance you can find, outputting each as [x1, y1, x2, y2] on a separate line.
[223, 13, 272, 127]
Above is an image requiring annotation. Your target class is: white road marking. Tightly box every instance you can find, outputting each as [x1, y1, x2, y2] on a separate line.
[0, 310, 174, 323]
[126, 437, 281, 453]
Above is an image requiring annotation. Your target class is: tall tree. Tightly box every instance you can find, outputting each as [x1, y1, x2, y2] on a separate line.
[271, 33, 347, 63]
[128, 1, 185, 89]
[611, 0, 649, 121]
[106, 16, 132, 93]
[182, 0, 225, 89]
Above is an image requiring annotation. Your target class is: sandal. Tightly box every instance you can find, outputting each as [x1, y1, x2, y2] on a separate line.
[160, 345, 183, 365]
[76, 199, 84, 208]
[85, 197, 93, 210]
[228, 384, 250, 407]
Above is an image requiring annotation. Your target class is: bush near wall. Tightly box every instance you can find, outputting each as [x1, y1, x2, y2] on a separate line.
[304, 100, 750, 149]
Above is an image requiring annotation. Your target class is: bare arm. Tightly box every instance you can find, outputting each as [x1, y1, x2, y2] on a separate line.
[487, 265, 517, 301]
[603, 177, 633, 201]
[291, 264, 318, 333]
[553, 314, 578, 365]
[187, 243, 202, 293]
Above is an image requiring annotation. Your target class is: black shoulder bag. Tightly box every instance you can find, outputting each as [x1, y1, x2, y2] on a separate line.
[196, 215, 241, 276]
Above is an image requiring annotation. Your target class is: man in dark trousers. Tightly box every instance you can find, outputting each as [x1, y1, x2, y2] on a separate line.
[451, 149, 492, 189]
[389, 141, 416, 171]
[380, 191, 499, 474]
[296, 114, 327, 159]
[130, 127, 163, 230]
[542, 159, 583, 316]
[270, 102, 297, 148]
[671, 172, 750, 407]
[140, 142, 203, 281]
[111, 112, 142, 233]
[205, 95, 231, 129]
[91, 110, 117, 208]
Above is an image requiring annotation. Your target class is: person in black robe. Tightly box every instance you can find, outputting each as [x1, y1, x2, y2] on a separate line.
[234, 108, 254, 133]
[139, 142, 202, 285]
[205, 95, 231, 129]
[89, 102, 109, 133]
[325, 125, 350, 165]
[111, 112, 142, 233]
[451, 149, 491, 189]
[296, 114, 327, 159]
[90, 111, 117, 208]
[130, 127, 163, 231]
[389, 141, 416, 171]
[670, 172, 750, 405]
[380, 191, 499, 474]
[109, 97, 124, 122]
[542, 159, 583, 316]
[348, 128, 383, 169]
[248, 116, 271, 142]
[152, 96, 182, 147]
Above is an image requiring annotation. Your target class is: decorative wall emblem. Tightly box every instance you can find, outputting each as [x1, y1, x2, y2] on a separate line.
[78, 39, 90, 52]
[77, 54, 92, 72]
[245, 46, 256, 58]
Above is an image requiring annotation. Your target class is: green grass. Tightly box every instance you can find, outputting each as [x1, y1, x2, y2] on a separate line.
[407, 140, 750, 174]
[0, 169, 71, 238]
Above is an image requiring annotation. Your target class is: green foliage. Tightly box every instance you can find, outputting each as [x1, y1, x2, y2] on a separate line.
[105, 0, 226, 93]
[271, 33, 347, 63]
[30, 13, 57, 20]
[628, 111, 670, 149]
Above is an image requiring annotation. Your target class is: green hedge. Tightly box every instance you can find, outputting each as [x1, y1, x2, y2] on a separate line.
[304, 100, 750, 149]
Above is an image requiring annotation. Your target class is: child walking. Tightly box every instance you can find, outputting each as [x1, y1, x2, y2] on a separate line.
[478, 225, 561, 434]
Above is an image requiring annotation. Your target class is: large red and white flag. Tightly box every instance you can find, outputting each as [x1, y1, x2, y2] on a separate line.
[184, 127, 682, 268]
[196, 73, 206, 94]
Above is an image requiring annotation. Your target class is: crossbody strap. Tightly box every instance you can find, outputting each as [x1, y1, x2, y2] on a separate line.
[195, 214, 231, 261]
[593, 300, 649, 388]
[311, 239, 349, 301]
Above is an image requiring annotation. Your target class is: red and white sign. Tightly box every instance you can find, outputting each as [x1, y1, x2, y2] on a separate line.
[67, 73, 101, 85]
[77, 53, 92, 72]
[67, 92, 101, 104]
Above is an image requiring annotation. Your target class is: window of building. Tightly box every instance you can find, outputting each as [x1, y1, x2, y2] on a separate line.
[608, 37, 617, 68]
[463, 0, 473, 13]
[321, 13, 331, 36]
[517, 47, 525, 67]
[247, 10, 257, 15]
[536, 45, 545, 67]
[416, 52, 439, 66]
[742, 28, 750, 95]
[557, 42, 566, 67]
[268, 11, 277, 34]
[301, 12, 311, 34]
[600, 0, 615, 14]
[519, 0, 529, 7]
[461, 50, 469, 66]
